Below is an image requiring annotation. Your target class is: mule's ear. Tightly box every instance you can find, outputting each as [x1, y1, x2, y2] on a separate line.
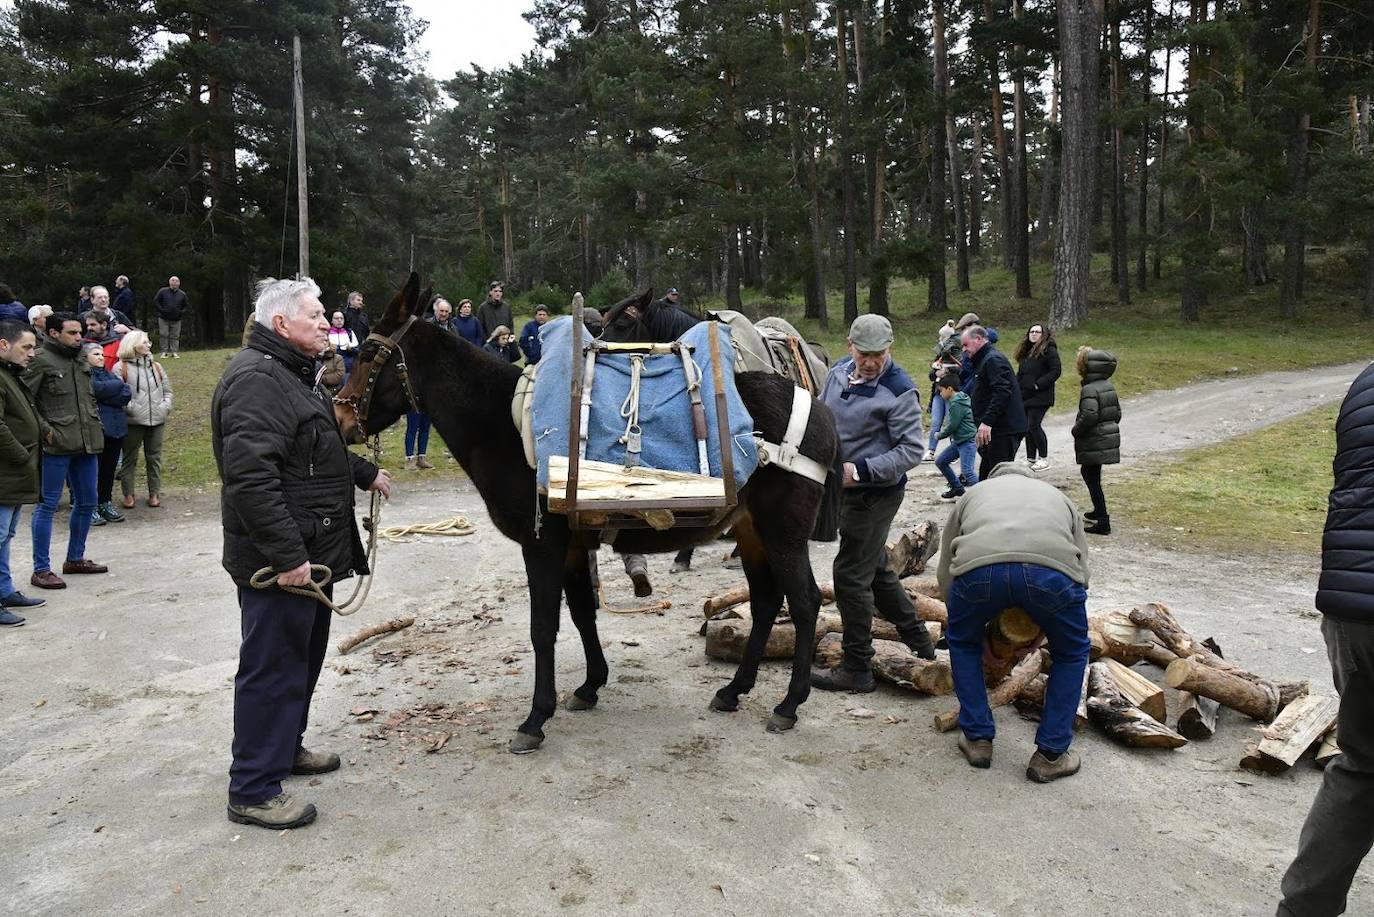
[638, 288, 654, 309]
[382, 272, 422, 323]
[419, 284, 435, 312]
[402, 272, 422, 317]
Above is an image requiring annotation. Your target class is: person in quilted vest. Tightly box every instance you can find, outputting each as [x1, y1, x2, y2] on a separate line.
[114, 331, 173, 509]
[1071, 347, 1121, 536]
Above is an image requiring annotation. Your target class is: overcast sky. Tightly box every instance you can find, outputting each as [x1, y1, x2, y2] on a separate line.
[408, 1, 539, 84]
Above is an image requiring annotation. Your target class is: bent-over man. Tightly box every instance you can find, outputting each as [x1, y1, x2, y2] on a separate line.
[811, 314, 935, 694]
[212, 277, 391, 830]
[937, 462, 1092, 782]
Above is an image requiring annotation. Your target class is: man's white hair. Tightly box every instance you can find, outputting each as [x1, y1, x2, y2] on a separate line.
[90, 285, 109, 299]
[254, 277, 321, 329]
[28, 304, 52, 322]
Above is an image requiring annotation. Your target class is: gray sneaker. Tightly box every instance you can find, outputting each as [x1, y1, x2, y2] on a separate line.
[226, 792, 317, 829]
[1026, 748, 1081, 783]
[958, 734, 993, 769]
[0, 608, 26, 627]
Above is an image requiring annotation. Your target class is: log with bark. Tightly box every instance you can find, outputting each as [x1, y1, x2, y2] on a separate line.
[1085, 661, 1188, 748]
[1129, 603, 1309, 710]
[934, 649, 1042, 733]
[1089, 612, 1166, 665]
[886, 521, 940, 578]
[704, 612, 938, 663]
[337, 616, 415, 655]
[1257, 693, 1339, 767]
[1240, 740, 1291, 776]
[816, 582, 948, 625]
[983, 607, 1045, 684]
[813, 632, 954, 695]
[1315, 727, 1340, 768]
[1175, 691, 1221, 740]
[1102, 658, 1167, 722]
[1165, 655, 1280, 722]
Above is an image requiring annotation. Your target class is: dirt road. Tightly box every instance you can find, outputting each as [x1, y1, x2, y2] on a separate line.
[1, 361, 1367, 916]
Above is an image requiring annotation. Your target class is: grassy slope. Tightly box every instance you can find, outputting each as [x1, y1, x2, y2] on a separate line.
[1111, 403, 1338, 554]
[163, 253, 1372, 490]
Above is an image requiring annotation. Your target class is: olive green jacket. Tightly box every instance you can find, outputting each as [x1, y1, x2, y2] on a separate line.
[24, 340, 104, 456]
[0, 361, 42, 504]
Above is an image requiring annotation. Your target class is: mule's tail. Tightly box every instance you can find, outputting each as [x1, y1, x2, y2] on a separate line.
[809, 450, 843, 543]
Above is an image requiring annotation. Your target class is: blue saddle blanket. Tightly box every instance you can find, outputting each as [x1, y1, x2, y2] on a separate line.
[532, 316, 759, 491]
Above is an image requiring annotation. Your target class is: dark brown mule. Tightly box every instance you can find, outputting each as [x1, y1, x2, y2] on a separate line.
[335, 274, 840, 753]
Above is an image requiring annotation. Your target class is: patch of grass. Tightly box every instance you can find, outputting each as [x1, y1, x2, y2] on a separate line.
[1112, 403, 1337, 553]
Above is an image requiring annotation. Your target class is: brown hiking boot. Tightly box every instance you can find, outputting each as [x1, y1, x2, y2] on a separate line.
[226, 792, 317, 829]
[1026, 748, 1081, 783]
[291, 747, 341, 776]
[415, 455, 435, 469]
[62, 559, 108, 575]
[958, 734, 993, 769]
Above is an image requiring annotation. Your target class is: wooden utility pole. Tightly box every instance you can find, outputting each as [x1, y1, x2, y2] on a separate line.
[292, 33, 310, 278]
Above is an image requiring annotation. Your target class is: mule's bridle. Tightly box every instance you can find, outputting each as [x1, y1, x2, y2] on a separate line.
[333, 315, 422, 438]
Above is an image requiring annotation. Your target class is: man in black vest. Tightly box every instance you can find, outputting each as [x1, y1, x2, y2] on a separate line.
[211, 277, 392, 830]
[153, 275, 189, 358]
[1277, 362, 1374, 915]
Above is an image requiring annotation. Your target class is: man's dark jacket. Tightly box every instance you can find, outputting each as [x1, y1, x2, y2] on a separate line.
[644, 298, 699, 342]
[1318, 362, 1374, 623]
[154, 286, 189, 322]
[211, 325, 378, 588]
[518, 319, 543, 364]
[343, 305, 371, 343]
[475, 297, 513, 339]
[113, 284, 135, 320]
[967, 342, 1027, 436]
[0, 360, 41, 504]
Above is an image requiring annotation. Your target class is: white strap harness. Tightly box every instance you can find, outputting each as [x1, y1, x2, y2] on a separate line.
[755, 386, 829, 485]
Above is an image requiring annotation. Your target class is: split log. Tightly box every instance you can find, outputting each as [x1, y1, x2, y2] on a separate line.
[815, 582, 948, 625]
[813, 632, 954, 695]
[934, 649, 1042, 733]
[905, 575, 944, 600]
[705, 612, 937, 663]
[886, 521, 940, 578]
[1139, 644, 1181, 669]
[337, 616, 415, 655]
[1086, 661, 1188, 748]
[1258, 694, 1339, 767]
[1089, 612, 1165, 665]
[1315, 727, 1340, 768]
[702, 584, 751, 618]
[1102, 659, 1166, 722]
[1175, 692, 1221, 740]
[1165, 656, 1280, 722]
[1013, 672, 1088, 731]
[1239, 740, 1290, 776]
[1130, 602, 1308, 710]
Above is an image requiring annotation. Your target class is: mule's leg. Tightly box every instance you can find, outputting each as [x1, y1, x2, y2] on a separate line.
[565, 548, 608, 711]
[709, 515, 784, 714]
[512, 540, 566, 754]
[761, 547, 822, 733]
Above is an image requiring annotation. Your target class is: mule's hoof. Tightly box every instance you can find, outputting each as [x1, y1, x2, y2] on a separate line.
[766, 712, 798, 733]
[709, 693, 738, 713]
[565, 693, 597, 711]
[509, 731, 544, 754]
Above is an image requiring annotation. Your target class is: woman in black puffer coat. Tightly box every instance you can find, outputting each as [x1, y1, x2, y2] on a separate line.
[1014, 322, 1061, 471]
[1072, 346, 1121, 536]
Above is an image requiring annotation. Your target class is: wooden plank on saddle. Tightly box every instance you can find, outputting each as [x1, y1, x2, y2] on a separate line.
[547, 455, 727, 513]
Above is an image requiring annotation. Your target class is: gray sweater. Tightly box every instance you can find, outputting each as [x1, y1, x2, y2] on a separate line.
[819, 356, 925, 487]
[936, 463, 1091, 594]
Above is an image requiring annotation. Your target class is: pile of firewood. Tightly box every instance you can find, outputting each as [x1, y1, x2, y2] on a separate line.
[698, 523, 1337, 775]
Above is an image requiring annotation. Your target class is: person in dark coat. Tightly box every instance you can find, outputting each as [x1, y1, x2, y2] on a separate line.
[112, 275, 136, 324]
[452, 299, 484, 346]
[343, 291, 371, 343]
[427, 297, 460, 337]
[211, 277, 391, 830]
[483, 325, 521, 364]
[519, 305, 550, 365]
[1277, 361, 1374, 915]
[153, 275, 190, 358]
[0, 319, 44, 620]
[0, 284, 25, 323]
[475, 282, 513, 340]
[85, 343, 131, 526]
[639, 287, 698, 341]
[1014, 323, 1062, 471]
[961, 325, 1027, 481]
[1071, 347, 1121, 536]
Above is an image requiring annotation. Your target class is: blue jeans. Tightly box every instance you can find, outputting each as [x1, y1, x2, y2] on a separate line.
[927, 393, 948, 453]
[0, 504, 22, 598]
[935, 441, 979, 491]
[946, 562, 1090, 755]
[404, 411, 431, 457]
[31, 452, 97, 573]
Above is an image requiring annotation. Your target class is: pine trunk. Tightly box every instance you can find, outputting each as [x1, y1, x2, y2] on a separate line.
[928, 0, 950, 313]
[835, 1, 860, 325]
[1279, 0, 1320, 320]
[949, 116, 971, 291]
[970, 118, 984, 257]
[1135, 0, 1151, 291]
[1012, 0, 1032, 298]
[984, 0, 1014, 271]
[1110, 2, 1130, 305]
[1049, 0, 1105, 329]
[1179, 0, 1208, 323]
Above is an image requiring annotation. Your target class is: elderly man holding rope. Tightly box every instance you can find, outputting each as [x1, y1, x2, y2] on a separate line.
[211, 277, 392, 830]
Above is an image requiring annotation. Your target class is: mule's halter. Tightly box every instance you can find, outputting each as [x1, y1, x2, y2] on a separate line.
[333, 315, 421, 437]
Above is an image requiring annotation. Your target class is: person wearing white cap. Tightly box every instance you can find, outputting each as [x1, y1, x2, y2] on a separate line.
[811, 314, 934, 693]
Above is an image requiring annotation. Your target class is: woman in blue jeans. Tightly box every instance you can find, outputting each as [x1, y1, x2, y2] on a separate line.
[404, 412, 433, 470]
[937, 462, 1092, 782]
